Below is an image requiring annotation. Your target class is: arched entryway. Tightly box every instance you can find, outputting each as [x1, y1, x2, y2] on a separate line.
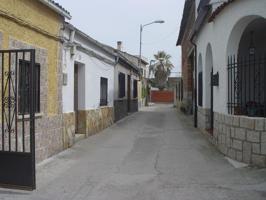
[205, 43, 214, 131]
[227, 16, 266, 117]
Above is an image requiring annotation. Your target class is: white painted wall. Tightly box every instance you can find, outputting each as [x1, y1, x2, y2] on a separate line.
[62, 28, 115, 113]
[194, 0, 266, 114]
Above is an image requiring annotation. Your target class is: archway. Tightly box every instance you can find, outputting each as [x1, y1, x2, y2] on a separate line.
[205, 43, 213, 109]
[227, 16, 266, 117]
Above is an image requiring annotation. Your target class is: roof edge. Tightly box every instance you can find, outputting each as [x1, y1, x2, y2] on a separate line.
[65, 23, 116, 58]
[38, 0, 71, 19]
[176, 0, 194, 46]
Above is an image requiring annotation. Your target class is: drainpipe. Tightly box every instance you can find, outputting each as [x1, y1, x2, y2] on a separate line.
[191, 40, 198, 128]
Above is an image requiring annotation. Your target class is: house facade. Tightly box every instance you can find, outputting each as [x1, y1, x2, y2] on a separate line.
[179, 0, 266, 167]
[118, 44, 149, 108]
[113, 51, 140, 122]
[176, 0, 196, 115]
[62, 23, 115, 147]
[0, 0, 71, 163]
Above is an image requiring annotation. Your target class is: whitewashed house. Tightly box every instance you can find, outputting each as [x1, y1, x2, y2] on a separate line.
[105, 42, 140, 122]
[116, 42, 149, 108]
[189, 0, 266, 167]
[62, 23, 115, 146]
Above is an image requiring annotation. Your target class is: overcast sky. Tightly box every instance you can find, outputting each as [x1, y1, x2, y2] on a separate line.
[57, 0, 185, 74]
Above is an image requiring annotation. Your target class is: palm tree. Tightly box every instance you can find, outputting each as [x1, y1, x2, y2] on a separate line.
[150, 51, 174, 90]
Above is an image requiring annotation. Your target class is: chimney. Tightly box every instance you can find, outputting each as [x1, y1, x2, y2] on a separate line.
[117, 41, 122, 51]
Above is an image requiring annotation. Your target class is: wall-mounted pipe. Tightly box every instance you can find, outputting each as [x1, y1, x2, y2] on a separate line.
[191, 40, 198, 128]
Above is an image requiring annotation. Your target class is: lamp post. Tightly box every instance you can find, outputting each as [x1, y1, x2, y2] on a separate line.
[139, 20, 164, 106]
[139, 20, 164, 67]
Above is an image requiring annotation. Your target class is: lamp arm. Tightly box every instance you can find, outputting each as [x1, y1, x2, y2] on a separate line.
[142, 22, 156, 27]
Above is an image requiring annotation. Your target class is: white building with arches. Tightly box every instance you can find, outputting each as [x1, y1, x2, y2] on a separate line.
[179, 0, 266, 167]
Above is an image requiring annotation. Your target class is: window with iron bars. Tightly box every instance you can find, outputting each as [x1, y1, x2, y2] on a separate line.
[118, 72, 126, 98]
[133, 79, 138, 98]
[100, 77, 108, 106]
[18, 60, 40, 114]
[227, 55, 266, 117]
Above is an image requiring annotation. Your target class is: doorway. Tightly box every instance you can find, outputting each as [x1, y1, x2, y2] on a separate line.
[127, 75, 131, 112]
[74, 63, 86, 139]
[206, 44, 214, 134]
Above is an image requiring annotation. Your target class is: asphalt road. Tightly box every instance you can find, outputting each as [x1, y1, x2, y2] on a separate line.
[1, 104, 266, 200]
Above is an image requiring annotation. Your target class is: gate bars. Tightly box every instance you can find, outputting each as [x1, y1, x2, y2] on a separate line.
[0, 49, 36, 190]
[228, 54, 266, 117]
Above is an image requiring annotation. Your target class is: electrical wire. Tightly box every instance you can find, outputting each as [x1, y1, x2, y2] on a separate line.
[142, 27, 178, 45]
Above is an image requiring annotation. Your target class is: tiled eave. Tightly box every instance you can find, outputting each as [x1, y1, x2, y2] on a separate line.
[208, 0, 236, 22]
[38, 0, 71, 19]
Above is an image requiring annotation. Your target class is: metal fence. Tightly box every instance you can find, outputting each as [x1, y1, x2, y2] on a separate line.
[228, 55, 266, 117]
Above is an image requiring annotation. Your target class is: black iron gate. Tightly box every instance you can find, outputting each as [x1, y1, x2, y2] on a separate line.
[0, 49, 36, 190]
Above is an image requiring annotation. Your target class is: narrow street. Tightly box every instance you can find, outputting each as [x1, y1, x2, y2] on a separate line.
[1, 104, 266, 200]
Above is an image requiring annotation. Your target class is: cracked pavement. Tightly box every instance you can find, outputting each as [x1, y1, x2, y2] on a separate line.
[1, 104, 266, 200]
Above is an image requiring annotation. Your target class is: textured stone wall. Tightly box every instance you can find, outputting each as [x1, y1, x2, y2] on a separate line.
[212, 113, 266, 167]
[76, 107, 114, 136]
[0, 32, 2, 48]
[35, 115, 63, 163]
[197, 107, 211, 130]
[86, 107, 114, 136]
[62, 113, 75, 148]
[77, 111, 87, 135]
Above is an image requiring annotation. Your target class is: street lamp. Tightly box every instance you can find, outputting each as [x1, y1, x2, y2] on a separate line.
[139, 20, 164, 107]
[138, 20, 165, 67]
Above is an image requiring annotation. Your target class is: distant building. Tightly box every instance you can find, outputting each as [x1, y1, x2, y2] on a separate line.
[117, 43, 149, 108]
[102, 42, 141, 122]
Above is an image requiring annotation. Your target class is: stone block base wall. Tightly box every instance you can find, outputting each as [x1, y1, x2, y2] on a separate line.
[77, 111, 87, 134]
[62, 113, 75, 148]
[198, 107, 211, 130]
[77, 107, 114, 136]
[211, 112, 266, 167]
[35, 115, 64, 163]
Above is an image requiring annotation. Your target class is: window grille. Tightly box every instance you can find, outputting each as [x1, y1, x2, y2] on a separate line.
[100, 77, 108, 106]
[18, 60, 40, 114]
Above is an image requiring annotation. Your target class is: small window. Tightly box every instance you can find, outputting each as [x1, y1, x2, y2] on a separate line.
[18, 60, 40, 114]
[133, 80, 138, 98]
[118, 72, 125, 98]
[100, 77, 108, 106]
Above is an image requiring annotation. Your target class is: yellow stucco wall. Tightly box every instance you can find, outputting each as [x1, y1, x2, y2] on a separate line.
[0, 0, 62, 115]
